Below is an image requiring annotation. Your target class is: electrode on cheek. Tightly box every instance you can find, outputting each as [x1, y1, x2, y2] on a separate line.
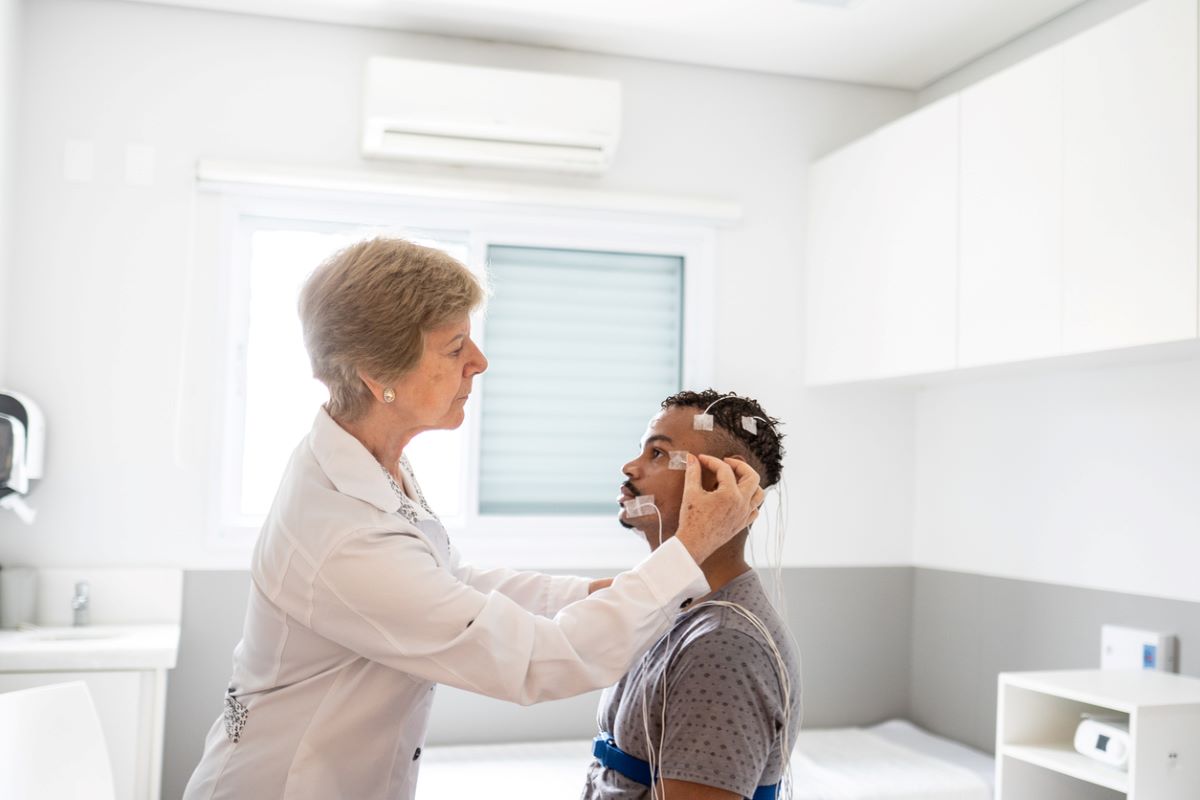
[668, 451, 689, 470]
[622, 494, 658, 518]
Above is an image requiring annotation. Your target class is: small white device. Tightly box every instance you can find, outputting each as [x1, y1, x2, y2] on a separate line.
[1074, 716, 1131, 770]
[1101, 624, 1178, 672]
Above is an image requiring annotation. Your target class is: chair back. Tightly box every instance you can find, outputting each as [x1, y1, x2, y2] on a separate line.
[0, 681, 116, 800]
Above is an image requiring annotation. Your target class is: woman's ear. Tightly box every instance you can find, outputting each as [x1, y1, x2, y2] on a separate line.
[356, 369, 385, 402]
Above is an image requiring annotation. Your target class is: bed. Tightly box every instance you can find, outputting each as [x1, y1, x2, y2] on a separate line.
[416, 719, 994, 799]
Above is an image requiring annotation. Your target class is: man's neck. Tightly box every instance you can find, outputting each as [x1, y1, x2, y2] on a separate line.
[696, 531, 752, 596]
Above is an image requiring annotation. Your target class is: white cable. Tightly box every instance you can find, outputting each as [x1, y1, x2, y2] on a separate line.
[639, 502, 667, 799]
[629, 453, 796, 800]
[641, 597, 797, 800]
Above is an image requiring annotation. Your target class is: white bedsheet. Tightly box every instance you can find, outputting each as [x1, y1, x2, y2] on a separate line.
[416, 721, 994, 800]
[417, 739, 592, 799]
[791, 723, 992, 800]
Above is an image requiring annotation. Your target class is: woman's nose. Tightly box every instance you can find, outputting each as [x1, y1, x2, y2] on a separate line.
[467, 341, 488, 376]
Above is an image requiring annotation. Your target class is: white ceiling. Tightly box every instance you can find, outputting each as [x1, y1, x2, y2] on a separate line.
[117, 0, 1090, 89]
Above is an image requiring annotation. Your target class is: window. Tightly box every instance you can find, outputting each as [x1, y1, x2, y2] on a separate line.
[220, 215, 472, 532]
[479, 245, 684, 515]
[213, 189, 715, 566]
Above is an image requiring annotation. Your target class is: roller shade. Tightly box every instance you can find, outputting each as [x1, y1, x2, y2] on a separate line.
[479, 245, 684, 515]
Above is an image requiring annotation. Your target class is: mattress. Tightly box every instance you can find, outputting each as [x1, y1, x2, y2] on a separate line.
[416, 720, 994, 799]
[791, 720, 993, 800]
[417, 739, 591, 800]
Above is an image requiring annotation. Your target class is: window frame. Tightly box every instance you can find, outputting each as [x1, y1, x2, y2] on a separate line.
[209, 187, 717, 568]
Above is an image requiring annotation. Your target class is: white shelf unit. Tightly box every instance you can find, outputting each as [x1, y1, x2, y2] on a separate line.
[997, 670, 1200, 800]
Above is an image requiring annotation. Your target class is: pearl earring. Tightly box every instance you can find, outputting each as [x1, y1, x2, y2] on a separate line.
[382, 387, 395, 403]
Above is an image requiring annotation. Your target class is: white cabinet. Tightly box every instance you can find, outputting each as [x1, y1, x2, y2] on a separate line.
[805, 0, 1199, 384]
[958, 47, 1064, 367]
[0, 668, 169, 800]
[805, 96, 959, 384]
[997, 670, 1200, 800]
[1061, 0, 1198, 354]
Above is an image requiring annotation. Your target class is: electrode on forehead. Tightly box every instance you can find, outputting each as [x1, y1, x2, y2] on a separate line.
[692, 413, 714, 431]
[668, 451, 689, 470]
[622, 494, 657, 518]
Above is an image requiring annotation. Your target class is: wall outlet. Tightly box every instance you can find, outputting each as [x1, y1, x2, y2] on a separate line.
[1101, 625, 1178, 672]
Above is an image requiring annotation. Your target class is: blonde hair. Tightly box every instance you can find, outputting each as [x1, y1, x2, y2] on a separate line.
[298, 237, 485, 421]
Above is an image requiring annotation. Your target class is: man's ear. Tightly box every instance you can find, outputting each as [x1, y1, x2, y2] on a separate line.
[704, 454, 746, 492]
[700, 455, 721, 492]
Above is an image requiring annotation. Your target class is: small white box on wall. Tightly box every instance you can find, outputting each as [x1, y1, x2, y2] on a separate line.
[1101, 624, 1178, 672]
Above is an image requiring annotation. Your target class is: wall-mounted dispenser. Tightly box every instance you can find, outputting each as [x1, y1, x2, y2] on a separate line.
[0, 390, 44, 524]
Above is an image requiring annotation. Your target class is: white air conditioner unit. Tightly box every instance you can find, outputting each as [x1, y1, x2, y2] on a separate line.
[362, 57, 622, 175]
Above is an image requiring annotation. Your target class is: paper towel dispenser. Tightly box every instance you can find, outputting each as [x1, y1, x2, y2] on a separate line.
[0, 390, 44, 524]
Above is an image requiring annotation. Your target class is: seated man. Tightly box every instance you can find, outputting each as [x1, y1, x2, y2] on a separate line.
[582, 389, 801, 800]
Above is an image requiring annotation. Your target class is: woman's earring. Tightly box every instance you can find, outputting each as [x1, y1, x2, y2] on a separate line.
[382, 387, 396, 404]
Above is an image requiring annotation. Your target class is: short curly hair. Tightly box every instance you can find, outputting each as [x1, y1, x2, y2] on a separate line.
[298, 237, 485, 421]
[661, 389, 785, 489]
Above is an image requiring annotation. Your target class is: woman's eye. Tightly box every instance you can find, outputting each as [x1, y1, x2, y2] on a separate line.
[450, 348, 464, 357]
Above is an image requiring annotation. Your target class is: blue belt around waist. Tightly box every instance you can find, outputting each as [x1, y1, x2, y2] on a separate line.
[593, 733, 779, 800]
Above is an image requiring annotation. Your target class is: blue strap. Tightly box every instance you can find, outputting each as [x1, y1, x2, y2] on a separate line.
[593, 733, 653, 785]
[593, 733, 779, 800]
[752, 784, 778, 800]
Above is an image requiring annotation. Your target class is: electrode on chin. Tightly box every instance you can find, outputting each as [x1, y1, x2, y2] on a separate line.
[622, 495, 658, 518]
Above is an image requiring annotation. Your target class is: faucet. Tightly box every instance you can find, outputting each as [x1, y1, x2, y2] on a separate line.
[71, 581, 90, 627]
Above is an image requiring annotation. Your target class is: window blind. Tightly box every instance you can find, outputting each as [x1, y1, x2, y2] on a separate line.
[479, 245, 684, 515]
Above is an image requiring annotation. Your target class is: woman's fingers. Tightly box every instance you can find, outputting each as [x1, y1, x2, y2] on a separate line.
[724, 457, 761, 493]
[695, 453, 736, 489]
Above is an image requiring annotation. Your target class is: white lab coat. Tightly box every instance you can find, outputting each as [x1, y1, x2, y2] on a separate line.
[183, 408, 708, 800]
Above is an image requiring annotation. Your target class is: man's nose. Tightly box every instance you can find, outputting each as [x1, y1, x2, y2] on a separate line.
[622, 459, 639, 479]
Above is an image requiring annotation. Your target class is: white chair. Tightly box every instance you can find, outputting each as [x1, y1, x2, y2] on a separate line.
[0, 681, 116, 800]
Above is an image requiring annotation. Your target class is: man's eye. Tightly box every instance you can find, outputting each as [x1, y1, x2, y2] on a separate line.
[651, 448, 664, 459]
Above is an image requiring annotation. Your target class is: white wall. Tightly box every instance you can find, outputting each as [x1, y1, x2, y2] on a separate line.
[0, 0, 18, 382]
[0, 0, 916, 569]
[919, 0, 1148, 104]
[912, 0, 1200, 603]
[914, 359, 1200, 603]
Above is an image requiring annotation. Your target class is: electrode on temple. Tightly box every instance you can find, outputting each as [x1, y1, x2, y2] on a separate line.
[692, 414, 714, 431]
[668, 451, 689, 470]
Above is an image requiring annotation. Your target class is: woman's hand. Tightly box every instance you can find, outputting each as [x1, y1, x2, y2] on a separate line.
[587, 578, 615, 595]
[673, 454, 764, 565]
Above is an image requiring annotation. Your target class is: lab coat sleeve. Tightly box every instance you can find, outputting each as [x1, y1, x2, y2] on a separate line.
[448, 543, 591, 617]
[296, 531, 707, 705]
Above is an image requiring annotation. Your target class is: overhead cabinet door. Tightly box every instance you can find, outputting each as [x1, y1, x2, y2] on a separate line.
[806, 97, 959, 384]
[958, 48, 1064, 368]
[1061, 0, 1198, 354]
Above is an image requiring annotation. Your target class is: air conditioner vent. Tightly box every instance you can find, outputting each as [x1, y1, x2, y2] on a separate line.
[363, 58, 622, 175]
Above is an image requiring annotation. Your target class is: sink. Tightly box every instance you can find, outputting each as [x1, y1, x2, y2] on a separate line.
[23, 628, 123, 642]
[0, 624, 180, 671]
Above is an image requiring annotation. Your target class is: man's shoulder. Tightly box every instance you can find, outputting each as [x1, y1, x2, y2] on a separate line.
[668, 573, 799, 680]
[672, 607, 777, 666]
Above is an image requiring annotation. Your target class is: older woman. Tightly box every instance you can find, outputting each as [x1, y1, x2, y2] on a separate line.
[183, 238, 762, 800]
